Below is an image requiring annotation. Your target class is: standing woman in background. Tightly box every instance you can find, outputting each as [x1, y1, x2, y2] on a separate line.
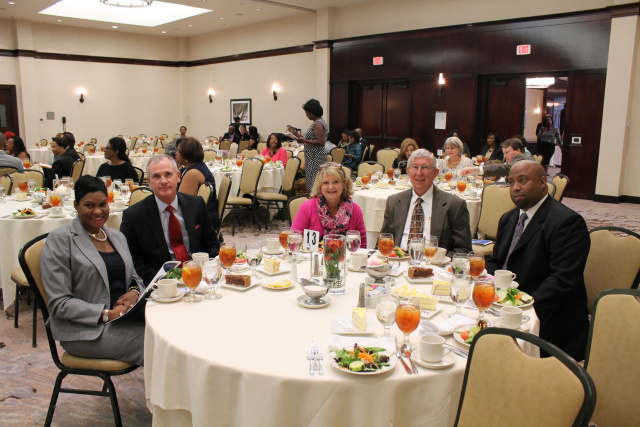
[287, 99, 329, 192]
[536, 114, 562, 173]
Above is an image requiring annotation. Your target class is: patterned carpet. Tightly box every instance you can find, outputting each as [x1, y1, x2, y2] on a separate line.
[1, 199, 638, 426]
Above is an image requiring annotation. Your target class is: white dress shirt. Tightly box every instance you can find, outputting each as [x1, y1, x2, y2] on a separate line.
[519, 194, 548, 232]
[400, 186, 434, 249]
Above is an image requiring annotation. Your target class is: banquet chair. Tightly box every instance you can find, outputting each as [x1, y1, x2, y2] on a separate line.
[361, 144, 370, 162]
[133, 166, 144, 184]
[327, 154, 332, 162]
[171, 133, 179, 142]
[357, 161, 385, 177]
[11, 253, 39, 347]
[237, 140, 250, 153]
[297, 152, 306, 170]
[257, 142, 267, 153]
[157, 147, 165, 154]
[77, 152, 85, 162]
[0, 173, 14, 194]
[472, 183, 515, 255]
[225, 157, 263, 236]
[39, 139, 48, 147]
[197, 182, 214, 205]
[71, 159, 84, 183]
[138, 133, 147, 141]
[287, 194, 310, 226]
[160, 133, 168, 141]
[533, 154, 543, 164]
[286, 150, 293, 159]
[256, 156, 301, 230]
[204, 150, 218, 163]
[216, 174, 232, 237]
[241, 149, 259, 159]
[547, 181, 557, 198]
[0, 166, 18, 178]
[90, 138, 97, 144]
[330, 147, 346, 163]
[376, 148, 398, 172]
[128, 137, 138, 152]
[342, 165, 353, 180]
[584, 227, 640, 314]
[393, 147, 401, 153]
[219, 140, 232, 151]
[19, 233, 139, 427]
[552, 174, 570, 202]
[8, 170, 45, 194]
[129, 186, 153, 206]
[584, 289, 640, 427]
[455, 328, 596, 427]
[83, 144, 96, 154]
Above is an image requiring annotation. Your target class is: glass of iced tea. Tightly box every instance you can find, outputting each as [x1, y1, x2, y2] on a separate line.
[279, 226, 292, 259]
[472, 279, 495, 322]
[182, 261, 203, 303]
[423, 235, 438, 264]
[107, 190, 115, 204]
[236, 157, 243, 168]
[142, 147, 148, 155]
[377, 233, 395, 258]
[396, 302, 420, 348]
[154, 147, 159, 154]
[90, 147, 95, 154]
[361, 175, 370, 187]
[18, 180, 28, 193]
[444, 171, 453, 182]
[476, 154, 483, 164]
[469, 251, 485, 280]
[219, 243, 237, 276]
[387, 168, 394, 179]
[23, 159, 31, 169]
[101, 146, 105, 153]
[457, 180, 466, 193]
[49, 191, 62, 207]
[104, 176, 112, 190]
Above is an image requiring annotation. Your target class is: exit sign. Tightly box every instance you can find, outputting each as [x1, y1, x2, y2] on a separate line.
[517, 45, 531, 55]
[373, 56, 383, 65]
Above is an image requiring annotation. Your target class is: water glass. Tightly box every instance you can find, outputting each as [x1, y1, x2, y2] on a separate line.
[245, 242, 263, 279]
[346, 230, 361, 259]
[27, 180, 37, 196]
[450, 275, 472, 317]
[0, 185, 5, 202]
[120, 184, 130, 200]
[376, 294, 399, 337]
[451, 253, 470, 277]
[287, 230, 303, 263]
[204, 258, 222, 300]
[393, 168, 401, 180]
[409, 238, 424, 266]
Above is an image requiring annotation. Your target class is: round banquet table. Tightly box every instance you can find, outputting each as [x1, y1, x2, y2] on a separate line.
[0, 197, 122, 311]
[82, 154, 153, 177]
[351, 182, 482, 249]
[30, 147, 54, 165]
[144, 255, 539, 427]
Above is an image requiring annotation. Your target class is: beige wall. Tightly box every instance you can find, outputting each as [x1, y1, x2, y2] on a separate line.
[621, 16, 640, 198]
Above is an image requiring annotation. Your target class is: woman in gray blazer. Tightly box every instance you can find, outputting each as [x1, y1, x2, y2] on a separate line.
[42, 175, 145, 365]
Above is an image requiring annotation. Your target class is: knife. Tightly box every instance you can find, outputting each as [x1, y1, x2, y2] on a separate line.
[444, 343, 469, 359]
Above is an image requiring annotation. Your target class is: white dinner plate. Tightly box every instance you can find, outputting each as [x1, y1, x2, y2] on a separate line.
[329, 349, 396, 375]
[376, 252, 411, 261]
[411, 352, 455, 370]
[12, 213, 39, 219]
[261, 280, 293, 290]
[150, 289, 185, 303]
[331, 316, 376, 336]
[257, 265, 290, 276]
[453, 327, 474, 348]
[403, 272, 434, 284]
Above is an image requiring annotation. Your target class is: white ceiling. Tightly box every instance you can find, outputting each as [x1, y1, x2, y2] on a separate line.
[0, 0, 371, 37]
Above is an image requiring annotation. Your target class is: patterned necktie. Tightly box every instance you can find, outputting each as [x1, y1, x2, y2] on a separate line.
[166, 205, 190, 263]
[502, 212, 528, 269]
[409, 197, 424, 241]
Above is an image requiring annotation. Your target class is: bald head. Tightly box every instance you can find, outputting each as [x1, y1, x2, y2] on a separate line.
[508, 161, 548, 210]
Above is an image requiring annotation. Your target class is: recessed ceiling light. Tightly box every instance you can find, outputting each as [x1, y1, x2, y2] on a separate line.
[8, 2, 15, 5]
[57, 19, 62, 22]
[112, 25, 118, 28]
[256, 8, 261, 11]
[161, 31, 166, 33]
[188, 24, 192, 27]
[219, 17, 224, 20]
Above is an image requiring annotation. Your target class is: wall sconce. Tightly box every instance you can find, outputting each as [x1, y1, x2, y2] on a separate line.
[535, 107, 541, 115]
[78, 88, 85, 103]
[438, 73, 445, 98]
[208, 89, 214, 103]
[272, 83, 279, 101]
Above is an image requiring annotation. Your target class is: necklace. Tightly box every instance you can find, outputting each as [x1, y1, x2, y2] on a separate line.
[86, 228, 107, 242]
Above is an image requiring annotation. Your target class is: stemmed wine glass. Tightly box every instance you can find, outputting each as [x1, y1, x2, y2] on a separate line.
[346, 230, 361, 263]
[393, 168, 401, 181]
[0, 185, 6, 202]
[204, 258, 222, 300]
[279, 226, 292, 260]
[120, 184, 130, 201]
[27, 180, 37, 197]
[287, 230, 303, 264]
[219, 243, 237, 278]
[450, 274, 472, 317]
[423, 235, 438, 264]
[377, 233, 394, 260]
[376, 294, 399, 337]
[182, 261, 203, 303]
[409, 238, 424, 266]
[396, 301, 421, 351]
[245, 242, 263, 279]
[468, 251, 486, 282]
[472, 278, 495, 324]
[451, 253, 470, 277]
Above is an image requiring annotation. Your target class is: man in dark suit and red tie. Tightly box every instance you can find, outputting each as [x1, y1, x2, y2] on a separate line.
[486, 160, 590, 360]
[121, 154, 220, 285]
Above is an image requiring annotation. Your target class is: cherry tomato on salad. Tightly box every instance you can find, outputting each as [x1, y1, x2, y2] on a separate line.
[460, 331, 470, 340]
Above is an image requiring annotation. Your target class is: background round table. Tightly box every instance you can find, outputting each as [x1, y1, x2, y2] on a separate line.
[30, 148, 53, 165]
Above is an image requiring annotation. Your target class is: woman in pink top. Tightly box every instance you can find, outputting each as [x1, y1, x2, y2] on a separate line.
[261, 133, 288, 166]
[291, 162, 367, 247]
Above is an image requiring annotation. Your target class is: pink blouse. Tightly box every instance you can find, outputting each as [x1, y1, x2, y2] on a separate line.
[261, 147, 288, 167]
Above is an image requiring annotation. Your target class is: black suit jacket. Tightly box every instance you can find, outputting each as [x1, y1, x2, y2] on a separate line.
[486, 197, 590, 360]
[66, 147, 81, 162]
[44, 150, 75, 189]
[120, 192, 220, 285]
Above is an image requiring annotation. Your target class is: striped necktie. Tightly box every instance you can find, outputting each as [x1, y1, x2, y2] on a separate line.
[409, 197, 424, 241]
[502, 212, 528, 269]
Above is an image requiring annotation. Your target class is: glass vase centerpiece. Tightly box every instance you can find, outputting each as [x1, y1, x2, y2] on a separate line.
[323, 234, 347, 294]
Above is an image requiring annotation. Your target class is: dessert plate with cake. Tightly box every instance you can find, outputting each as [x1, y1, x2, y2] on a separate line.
[257, 258, 289, 275]
[331, 310, 376, 335]
[221, 274, 261, 291]
[404, 266, 435, 283]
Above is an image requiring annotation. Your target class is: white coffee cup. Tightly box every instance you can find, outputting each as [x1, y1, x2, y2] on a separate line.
[494, 270, 516, 288]
[500, 306, 524, 329]
[114, 199, 127, 209]
[420, 335, 450, 363]
[431, 247, 447, 263]
[157, 279, 178, 298]
[467, 189, 479, 199]
[50, 206, 64, 216]
[192, 252, 209, 267]
[351, 253, 368, 269]
[266, 238, 281, 253]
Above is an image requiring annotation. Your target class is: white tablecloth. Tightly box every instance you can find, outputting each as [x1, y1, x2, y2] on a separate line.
[30, 148, 53, 165]
[83, 154, 153, 177]
[352, 183, 481, 249]
[0, 197, 122, 311]
[145, 255, 539, 427]
[549, 146, 562, 167]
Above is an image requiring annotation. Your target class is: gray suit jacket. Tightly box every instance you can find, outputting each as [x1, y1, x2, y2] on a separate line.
[380, 186, 472, 255]
[482, 153, 534, 178]
[42, 218, 144, 342]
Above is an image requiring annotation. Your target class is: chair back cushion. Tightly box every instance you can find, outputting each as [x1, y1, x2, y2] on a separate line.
[257, 142, 267, 153]
[330, 147, 346, 163]
[282, 157, 300, 193]
[546, 181, 556, 198]
[71, 160, 84, 182]
[217, 174, 232, 219]
[357, 161, 384, 177]
[240, 149, 258, 159]
[0, 174, 13, 194]
[197, 182, 213, 205]
[239, 158, 263, 195]
[129, 187, 153, 206]
[218, 140, 232, 151]
[204, 150, 218, 163]
[23, 237, 48, 307]
[476, 183, 515, 239]
[288, 195, 309, 226]
[238, 140, 250, 153]
[376, 148, 399, 172]
[551, 174, 569, 201]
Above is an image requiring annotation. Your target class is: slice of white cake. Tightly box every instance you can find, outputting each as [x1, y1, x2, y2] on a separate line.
[264, 258, 280, 273]
[352, 307, 367, 332]
[410, 294, 438, 310]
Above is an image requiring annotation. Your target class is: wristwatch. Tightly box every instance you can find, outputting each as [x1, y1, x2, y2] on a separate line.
[102, 309, 109, 323]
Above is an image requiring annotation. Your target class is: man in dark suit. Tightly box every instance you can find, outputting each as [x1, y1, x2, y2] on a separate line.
[120, 155, 220, 285]
[380, 149, 472, 255]
[486, 161, 590, 360]
[461, 137, 533, 179]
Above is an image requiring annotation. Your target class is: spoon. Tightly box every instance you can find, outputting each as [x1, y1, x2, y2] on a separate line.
[400, 342, 418, 374]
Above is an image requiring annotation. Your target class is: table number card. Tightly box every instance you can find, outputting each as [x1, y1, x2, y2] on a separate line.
[303, 229, 320, 252]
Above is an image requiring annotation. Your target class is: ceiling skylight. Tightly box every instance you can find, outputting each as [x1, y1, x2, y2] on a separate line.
[39, 0, 211, 27]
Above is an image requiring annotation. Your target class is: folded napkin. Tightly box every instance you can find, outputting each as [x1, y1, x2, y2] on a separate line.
[328, 335, 397, 352]
[420, 314, 477, 336]
[431, 266, 452, 282]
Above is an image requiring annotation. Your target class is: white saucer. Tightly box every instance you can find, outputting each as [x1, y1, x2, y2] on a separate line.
[411, 352, 455, 370]
[429, 256, 451, 266]
[151, 289, 185, 303]
[492, 320, 530, 332]
[347, 263, 366, 272]
[297, 294, 330, 309]
[496, 281, 519, 290]
[263, 247, 283, 255]
[49, 213, 67, 218]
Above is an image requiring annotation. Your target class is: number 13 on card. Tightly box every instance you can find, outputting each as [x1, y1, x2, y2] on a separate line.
[303, 229, 320, 252]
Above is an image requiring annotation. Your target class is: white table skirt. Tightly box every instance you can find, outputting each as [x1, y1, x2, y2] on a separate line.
[352, 184, 481, 249]
[0, 198, 122, 311]
[30, 148, 53, 165]
[549, 146, 562, 167]
[145, 255, 539, 427]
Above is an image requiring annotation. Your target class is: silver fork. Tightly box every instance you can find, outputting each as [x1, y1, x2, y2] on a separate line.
[306, 348, 315, 375]
[316, 348, 324, 375]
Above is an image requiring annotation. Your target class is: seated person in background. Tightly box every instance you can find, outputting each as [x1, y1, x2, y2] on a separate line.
[513, 134, 533, 155]
[381, 149, 472, 255]
[248, 126, 260, 149]
[42, 175, 145, 365]
[0, 133, 25, 170]
[461, 137, 533, 178]
[292, 162, 367, 247]
[261, 133, 288, 166]
[4, 131, 15, 154]
[44, 137, 75, 189]
[444, 129, 471, 157]
[392, 138, 418, 175]
[337, 129, 350, 149]
[7, 136, 30, 161]
[120, 155, 220, 285]
[486, 161, 590, 360]
[480, 132, 503, 162]
[220, 124, 240, 142]
[175, 137, 219, 229]
[96, 137, 139, 183]
[61, 132, 81, 162]
[438, 137, 473, 176]
[178, 126, 188, 140]
[342, 130, 363, 171]
[239, 125, 250, 141]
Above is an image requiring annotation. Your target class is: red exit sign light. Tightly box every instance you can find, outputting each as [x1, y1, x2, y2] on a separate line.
[373, 56, 384, 65]
[517, 45, 531, 55]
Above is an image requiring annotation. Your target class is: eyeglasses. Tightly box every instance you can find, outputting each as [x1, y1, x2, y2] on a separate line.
[409, 165, 434, 172]
[319, 162, 343, 169]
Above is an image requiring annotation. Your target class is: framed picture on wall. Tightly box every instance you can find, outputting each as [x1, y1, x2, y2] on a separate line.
[230, 99, 251, 125]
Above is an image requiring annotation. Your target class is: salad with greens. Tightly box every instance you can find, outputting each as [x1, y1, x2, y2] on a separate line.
[494, 287, 533, 307]
[333, 344, 391, 373]
[457, 325, 481, 344]
[163, 267, 182, 281]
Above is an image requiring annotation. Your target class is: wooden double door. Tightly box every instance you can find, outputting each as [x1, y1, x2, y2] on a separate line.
[0, 85, 19, 136]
